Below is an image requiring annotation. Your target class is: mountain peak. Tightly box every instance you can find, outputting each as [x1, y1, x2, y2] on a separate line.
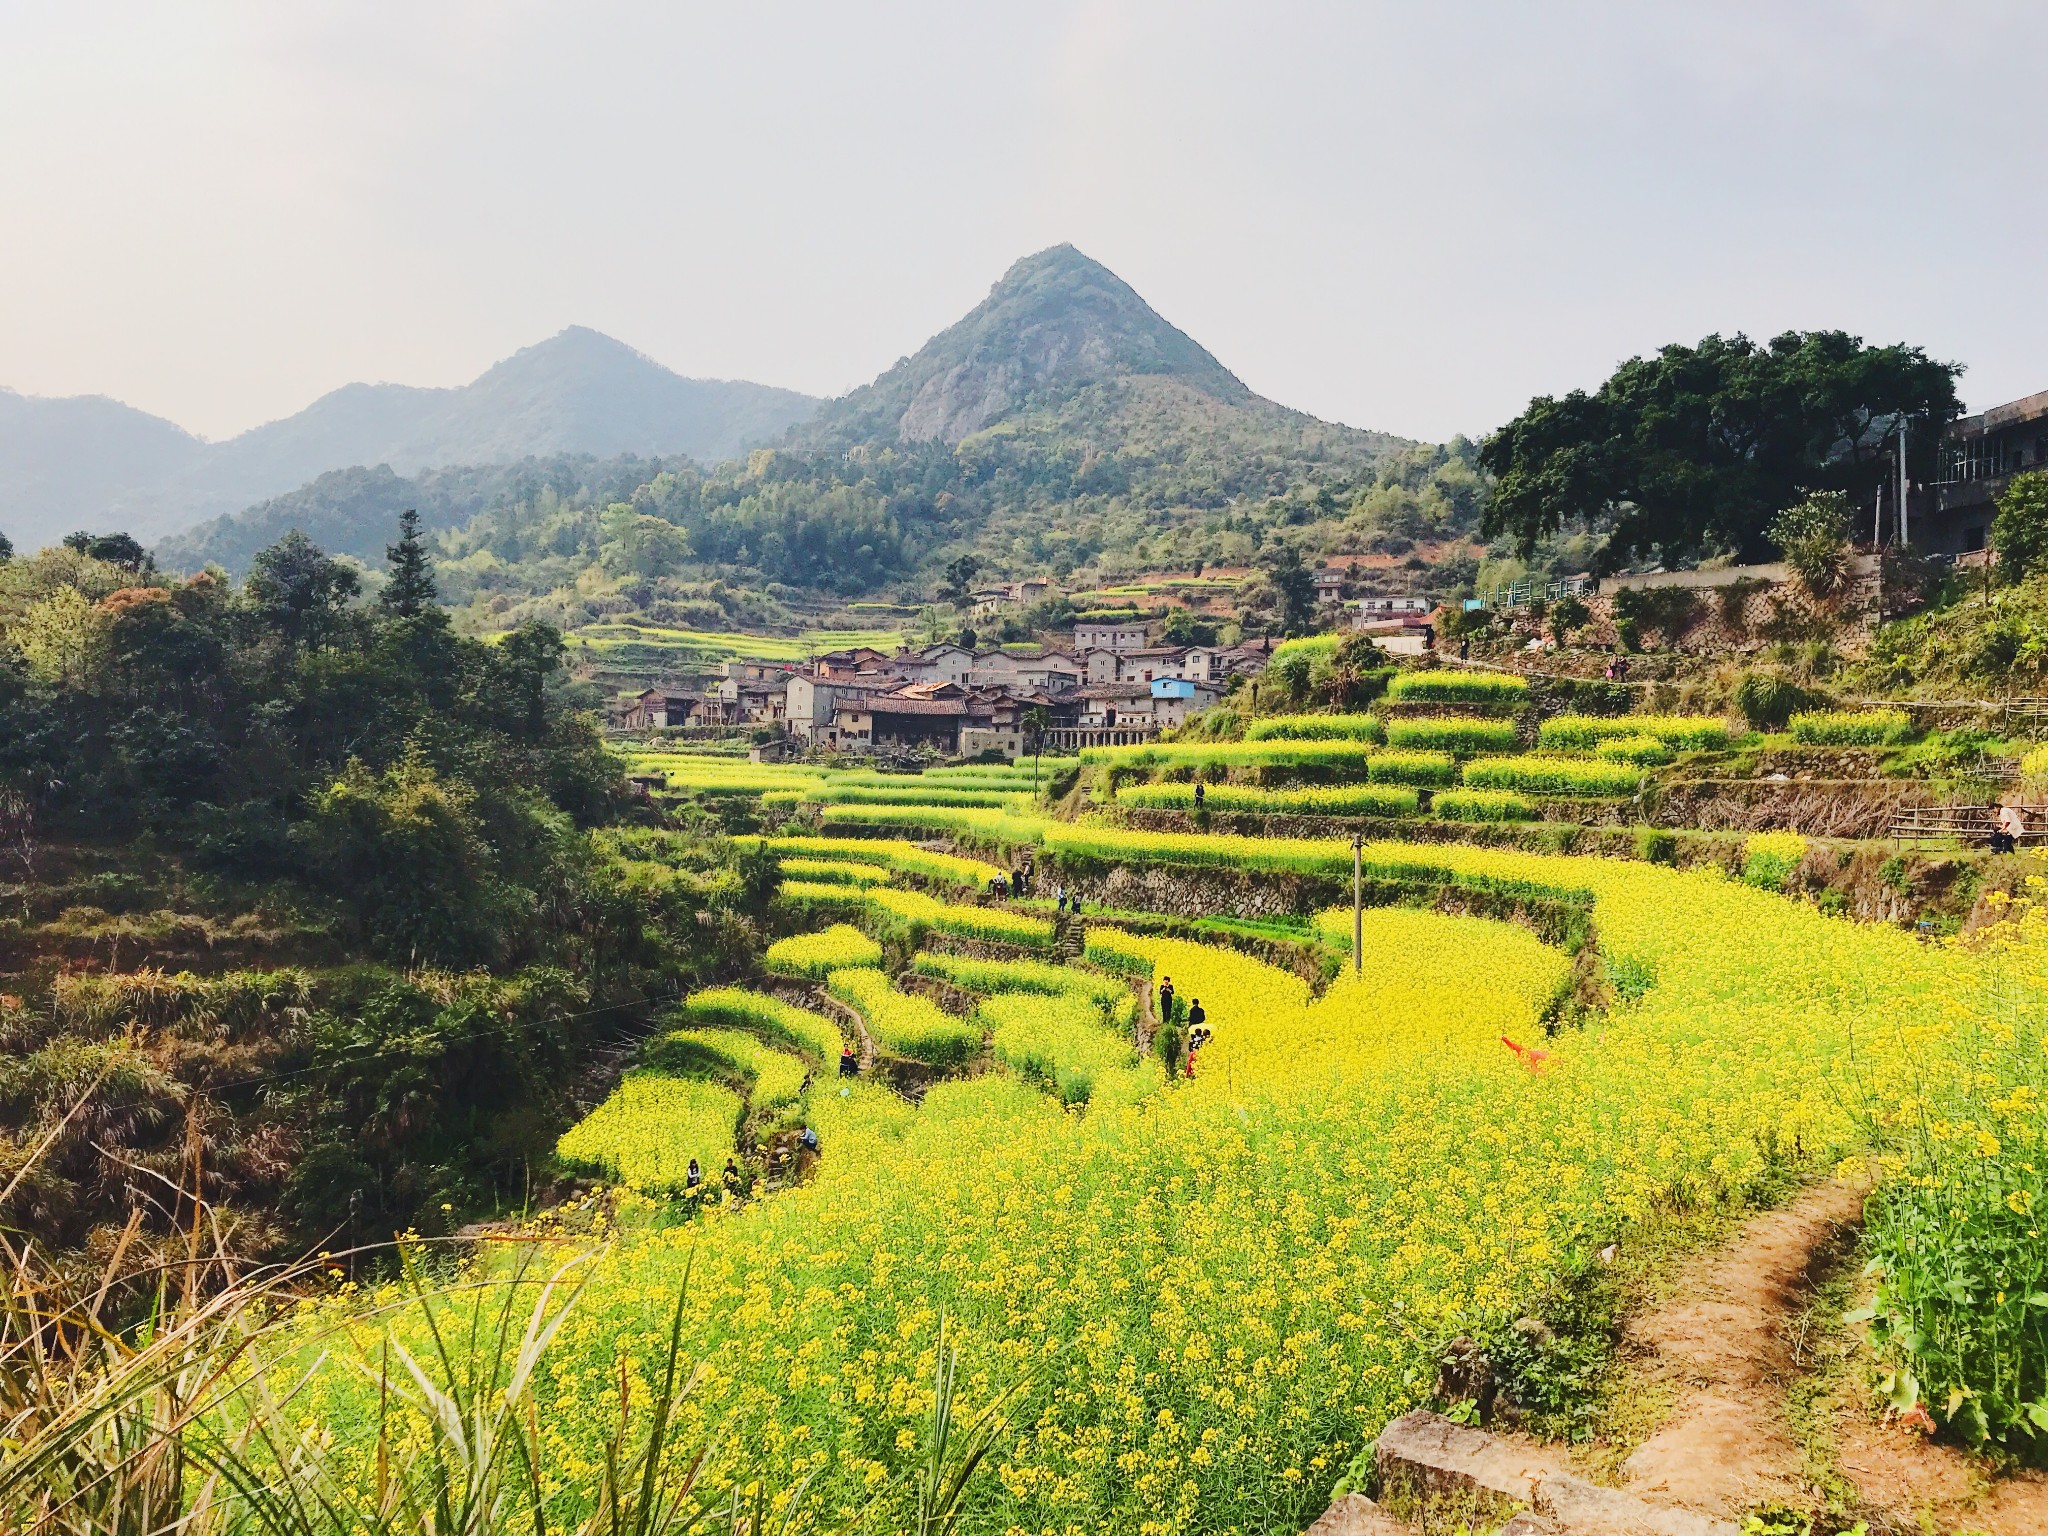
[809, 245, 1252, 447]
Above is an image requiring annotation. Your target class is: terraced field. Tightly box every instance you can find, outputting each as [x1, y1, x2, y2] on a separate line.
[267, 697, 2048, 1531]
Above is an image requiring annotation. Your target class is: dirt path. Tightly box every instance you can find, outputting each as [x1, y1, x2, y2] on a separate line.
[812, 986, 876, 1071]
[1620, 1181, 1866, 1513]
[1614, 1179, 2048, 1534]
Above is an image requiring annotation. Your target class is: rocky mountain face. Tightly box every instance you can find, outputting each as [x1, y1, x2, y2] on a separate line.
[806, 245, 1261, 447]
[2, 329, 818, 552]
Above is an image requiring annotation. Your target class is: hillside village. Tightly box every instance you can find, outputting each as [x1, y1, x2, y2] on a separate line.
[16, 23, 2048, 1526]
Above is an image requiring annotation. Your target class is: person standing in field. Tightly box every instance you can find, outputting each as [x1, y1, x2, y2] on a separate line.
[839, 1041, 859, 1078]
[1184, 999, 1207, 1077]
[1156, 975, 1175, 1028]
[722, 1157, 742, 1202]
[686, 1157, 702, 1194]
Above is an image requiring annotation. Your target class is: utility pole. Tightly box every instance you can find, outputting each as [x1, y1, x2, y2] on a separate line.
[1898, 417, 1911, 548]
[1351, 830, 1364, 974]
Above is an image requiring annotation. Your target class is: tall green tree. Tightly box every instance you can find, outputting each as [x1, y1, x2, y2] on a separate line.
[246, 529, 361, 649]
[1480, 331, 1960, 570]
[1258, 543, 1317, 634]
[940, 554, 982, 609]
[1992, 472, 2048, 584]
[379, 508, 438, 617]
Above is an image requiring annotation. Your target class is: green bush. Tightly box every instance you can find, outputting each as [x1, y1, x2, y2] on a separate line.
[1385, 671, 1530, 705]
[1634, 828, 1678, 865]
[1243, 713, 1384, 742]
[1461, 755, 1643, 797]
[1786, 709, 1913, 746]
[1733, 672, 1829, 731]
[1432, 789, 1534, 822]
[1384, 718, 1519, 755]
[1536, 715, 1729, 751]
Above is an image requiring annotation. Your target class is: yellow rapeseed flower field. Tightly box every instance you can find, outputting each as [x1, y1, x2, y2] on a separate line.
[285, 832, 1992, 1531]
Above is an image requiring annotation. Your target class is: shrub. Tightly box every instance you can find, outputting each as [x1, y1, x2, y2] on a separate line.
[1461, 755, 1643, 797]
[763, 923, 882, 979]
[1786, 709, 1914, 746]
[1536, 715, 1730, 751]
[1385, 718, 1519, 755]
[1770, 491, 1856, 598]
[1610, 585, 1699, 643]
[1432, 789, 1534, 822]
[1385, 671, 1530, 705]
[1634, 828, 1678, 865]
[1741, 831, 1808, 891]
[1243, 713, 1384, 742]
[1732, 672, 1828, 731]
[1116, 782, 1420, 817]
[826, 967, 981, 1066]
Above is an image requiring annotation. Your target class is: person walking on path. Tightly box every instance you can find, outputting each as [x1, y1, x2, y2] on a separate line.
[1184, 999, 1207, 1077]
[1994, 800, 2028, 854]
[1056, 885, 1067, 915]
[1156, 976, 1176, 1029]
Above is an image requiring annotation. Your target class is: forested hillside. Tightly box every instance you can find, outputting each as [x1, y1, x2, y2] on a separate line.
[0, 519, 767, 1279]
[6, 328, 818, 553]
[155, 247, 1459, 631]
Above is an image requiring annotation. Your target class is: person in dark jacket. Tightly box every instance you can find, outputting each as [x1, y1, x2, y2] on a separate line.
[1156, 976, 1176, 1028]
[686, 1158, 702, 1193]
[839, 1043, 859, 1078]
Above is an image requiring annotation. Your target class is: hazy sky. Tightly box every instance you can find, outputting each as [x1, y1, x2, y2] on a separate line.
[5, 1, 2045, 444]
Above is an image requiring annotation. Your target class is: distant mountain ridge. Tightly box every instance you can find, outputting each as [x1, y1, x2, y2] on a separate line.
[799, 244, 1400, 462]
[0, 328, 819, 552]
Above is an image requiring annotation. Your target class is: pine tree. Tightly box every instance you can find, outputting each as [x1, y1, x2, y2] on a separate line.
[380, 508, 437, 618]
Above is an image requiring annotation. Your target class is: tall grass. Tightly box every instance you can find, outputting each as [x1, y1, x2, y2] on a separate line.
[1787, 708, 1914, 746]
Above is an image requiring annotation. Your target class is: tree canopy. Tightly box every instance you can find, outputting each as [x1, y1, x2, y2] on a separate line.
[1479, 331, 1961, 571]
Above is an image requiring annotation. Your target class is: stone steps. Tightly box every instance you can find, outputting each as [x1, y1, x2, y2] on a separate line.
[1303, 1411, 1738, 1536]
